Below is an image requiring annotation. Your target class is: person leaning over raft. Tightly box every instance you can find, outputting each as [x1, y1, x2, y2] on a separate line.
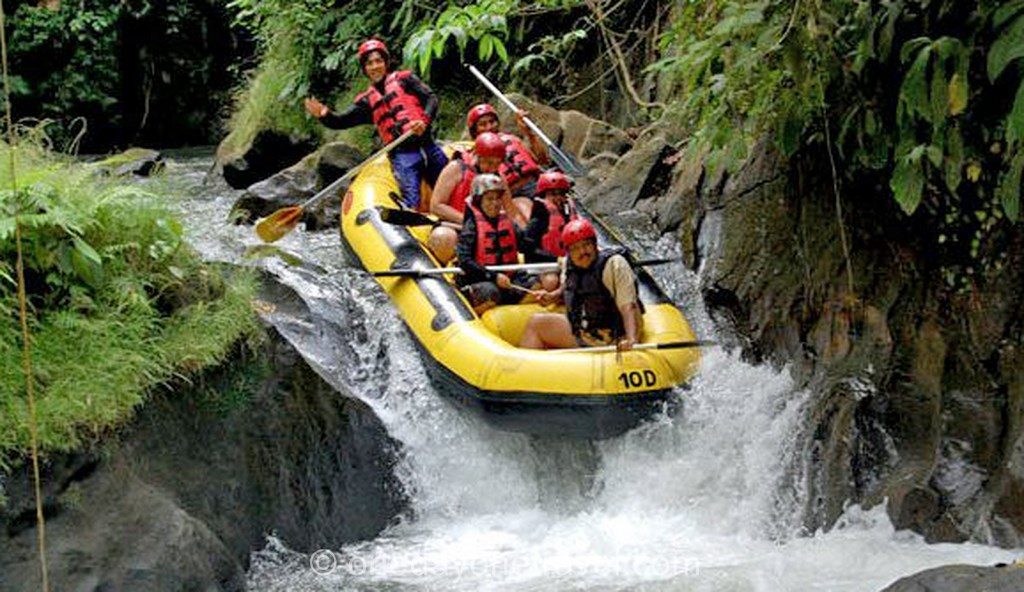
[519, 218, 644, 351]
[303, 38, 447, 210]
[456, 174, 534, 314]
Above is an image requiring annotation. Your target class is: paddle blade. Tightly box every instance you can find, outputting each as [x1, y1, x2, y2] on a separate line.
[255, 206, 303, 243]
[377, 206, 438, 227]
[547, 144, 587, 177]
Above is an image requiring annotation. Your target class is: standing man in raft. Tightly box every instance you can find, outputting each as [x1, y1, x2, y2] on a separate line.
[304, 38, 448, 210]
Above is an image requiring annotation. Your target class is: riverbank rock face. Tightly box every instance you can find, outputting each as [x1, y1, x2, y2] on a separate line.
[229, 141, 365, 229]
[880, 563, 1024, 592]
[221, 130, 318, 189]
[0, 325, 405, 592]
[609, 122, 1024, 546]
[490, 93, 634, 173]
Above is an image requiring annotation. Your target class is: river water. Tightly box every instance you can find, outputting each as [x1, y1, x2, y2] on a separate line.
[159, 150, 1018, 591]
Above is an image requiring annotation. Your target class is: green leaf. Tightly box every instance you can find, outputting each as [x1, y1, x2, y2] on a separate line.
[892, 153, 925, 214]
[947, 71, 968, 116]
[899, 43, 932, 123]
[945, 127, 964, 190]
[994, 0, 1024, 28]
[1007, 81, 1024, 145]
[479, 34, 494, 61]
[493, 37, 508, 63]
[988, 14, 1024, 82]
[997, 151, 1024, 221]
[73, 237, 103, 266]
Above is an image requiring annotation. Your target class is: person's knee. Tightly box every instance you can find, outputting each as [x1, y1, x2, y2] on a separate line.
[428, 227, 457, 263]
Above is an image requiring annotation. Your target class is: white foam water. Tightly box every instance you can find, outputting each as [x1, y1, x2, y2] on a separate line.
[157, 154, 1018, 592]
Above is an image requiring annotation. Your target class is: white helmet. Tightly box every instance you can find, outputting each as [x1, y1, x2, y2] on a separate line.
[471, 173, 506, 197]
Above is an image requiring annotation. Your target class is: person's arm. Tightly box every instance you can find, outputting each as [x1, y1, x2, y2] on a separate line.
[603, 255, 641, 349]
[456, 211, 493, 283]
[514, 110, 551, 166]
[306, 94, 373, 130]
[502, 189, 528, 229]
[430, 162, 465, 223]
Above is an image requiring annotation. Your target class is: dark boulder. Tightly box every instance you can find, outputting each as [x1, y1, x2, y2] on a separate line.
[880, 563, 1024, 592]
[221, 130, 317, 189]
[229, 141, 365, 230]
[0, 323, 406, 592]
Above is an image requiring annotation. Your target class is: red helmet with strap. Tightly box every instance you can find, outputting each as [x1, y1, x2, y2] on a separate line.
[474, 132, 506, 159]
[466, 103, 499, 136]
[537, 171, 572, 195]
[358, 39, 389, 64]
[561, 218, 596, 248]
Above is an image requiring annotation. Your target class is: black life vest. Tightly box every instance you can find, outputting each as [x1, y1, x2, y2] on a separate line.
[564, 249, 638, 342]
[498, 133, 540, 187]
[469, 205, 519, 265]
[355, 71, 429, 144]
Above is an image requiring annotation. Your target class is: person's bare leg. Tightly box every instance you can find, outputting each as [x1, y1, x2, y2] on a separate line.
[427, 226, 458, 263]
[519, 313, 578, 349]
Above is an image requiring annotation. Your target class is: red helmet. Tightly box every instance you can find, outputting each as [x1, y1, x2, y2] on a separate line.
[561, 218, 596, 248]
[357, 39, 389, 64]
[474, 132, 506, 159]
[466, 103, 499, 136]
[537, 171, 572, 195]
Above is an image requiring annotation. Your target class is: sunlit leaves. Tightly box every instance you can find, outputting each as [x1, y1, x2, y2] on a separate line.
[403, 0, 513, 79]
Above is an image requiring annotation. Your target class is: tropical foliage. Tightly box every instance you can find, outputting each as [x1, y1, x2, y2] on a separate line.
[0, 138, 259, 463]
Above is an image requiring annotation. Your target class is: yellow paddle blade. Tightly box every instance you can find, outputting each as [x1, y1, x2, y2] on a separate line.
[255, 206, 303, 243]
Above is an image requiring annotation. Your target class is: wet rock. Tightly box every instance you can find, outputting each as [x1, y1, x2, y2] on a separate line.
[92, 147, 165, 177]
[654, 123, 1024, 545]
[221, 129, 318, 189]
[579, 134, 672, 218]
[229, 141, 365, 229]
[491, 94, 633, 167]
[0, 324, 406, 592]
[880, 563, 1024, 592]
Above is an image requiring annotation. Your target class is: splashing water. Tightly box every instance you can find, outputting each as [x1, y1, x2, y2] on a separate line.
[161, 151, 1017, 592]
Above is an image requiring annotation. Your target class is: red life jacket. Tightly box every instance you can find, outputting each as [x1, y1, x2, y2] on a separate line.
[498, 133, 540, 187]
[469, 205, 519, 265]
[355, 71, 429, 144]
[538, 198, 575, 257]
[448, 151, 477, 214]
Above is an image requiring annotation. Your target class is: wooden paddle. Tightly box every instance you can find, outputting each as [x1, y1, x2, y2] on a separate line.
[551, 340, 716, 354]
[466, 64, 586, 177]
[255, 130, 415, 243]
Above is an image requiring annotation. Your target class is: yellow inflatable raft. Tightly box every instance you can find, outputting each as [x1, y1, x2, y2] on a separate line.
[340, 147, 701, 438]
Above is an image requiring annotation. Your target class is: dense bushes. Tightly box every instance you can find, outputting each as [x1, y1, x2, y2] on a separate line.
[0, 139, 259, 464]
